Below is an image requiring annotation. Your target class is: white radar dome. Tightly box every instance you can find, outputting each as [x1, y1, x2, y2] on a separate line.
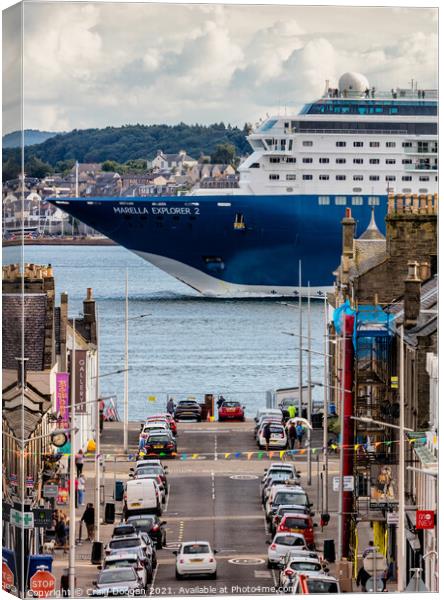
[338, 72, 369, 93]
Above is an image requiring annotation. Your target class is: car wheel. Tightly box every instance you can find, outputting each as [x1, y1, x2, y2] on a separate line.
[175, 570, 183, 580]
[210, 571, 217, 580]
[267, 560, 273, 569]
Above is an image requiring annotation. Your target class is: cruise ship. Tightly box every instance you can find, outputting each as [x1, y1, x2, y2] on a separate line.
[50, 72, 438, 296]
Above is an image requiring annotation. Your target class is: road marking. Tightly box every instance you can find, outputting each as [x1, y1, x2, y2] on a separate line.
[211, 471, 216, 500]
[149, 564, 158, 596]
[229, 474, 258, 480]
[228, 558, 265, 565]
[254, 570, 272, 579]
[165, 541, 181, 549]
[164, 481, 171, 512]
[271, 567, 278, 587]
[214, 435, 218, 461]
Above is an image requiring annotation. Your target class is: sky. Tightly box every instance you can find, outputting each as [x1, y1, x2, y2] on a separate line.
[2, 1, 439, 134]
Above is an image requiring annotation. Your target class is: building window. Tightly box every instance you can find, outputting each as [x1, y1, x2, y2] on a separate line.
[302, 174, 313, 180]
[386, 141, 396, 148]
[386, 175, 396, 181]
[336, 141, 347, 147]
[352, 196, 363, 205]
[402, 159, 413, 164]
[353, 141, 364, 147]
[368, 196, 380, 205]
[319, 175, 330, 180]
[402, 141, 413, 148]
[369, 175, 380, 181]
[336, 175, 346, 180]
[370, 141, 380, 147]
[269, 174, 280, 180]
[302, 157, 313, 163]
[369, 158, 380, 164]
[318, 196, 330, 205]
[386, 159, 396, 165]
[336, 158, 346, 164]
[353, 158, 364, 164]
[335, 196, 347, 205]
[419, 176, 430, 181]
[402, 176, 412, 181]
[286, 174, 296, 181]
[353, 175, 364, 181]
[286, 157, 297, 163]
[319, 158, 330, 163]
[302, 141, 313, 147]
[270, 157, 280, 163]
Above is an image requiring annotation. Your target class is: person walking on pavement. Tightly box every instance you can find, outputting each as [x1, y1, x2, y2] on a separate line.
[356, 565, 371, 592]
[75, 449, 84, 478]
[362, 540, 376, 558]
[296, 423, 305, 448]
[166, 397, 175, 415]
[81, 503, 95, 542]
[217, 395, 226, 409]
[77, 474, 86, 506]
[287, 404, 296, 420]
[263, 422, 272, 451]
[288, 423, 297, 450]
[56, 514, 67, 551]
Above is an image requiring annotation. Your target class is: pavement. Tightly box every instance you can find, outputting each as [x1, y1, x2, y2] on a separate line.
[49, 419, 394, 596]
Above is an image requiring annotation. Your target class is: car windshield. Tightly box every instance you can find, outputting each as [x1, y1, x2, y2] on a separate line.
[99, 569, 137, 584]
[270, 426, 284, 433]
[269, 473, 291, 483]
[290, 561, 321, 572]
[183, 544, 210, 554]
[274, 492, 308, 506]
[306, 580, 339, 593]
[109, 539, 140, 549]
[275, 535, 305, 547]
[106, 559, 138, 569]
[284, 517, 308, 529]
[128, 517, 156, 528]
[137, 466, 163, 475]
[222, 402, 240, 407]
[113, 526, 135, 536]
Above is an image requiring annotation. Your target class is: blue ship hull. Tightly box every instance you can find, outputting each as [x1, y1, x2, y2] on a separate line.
[50, 194, 387, 296]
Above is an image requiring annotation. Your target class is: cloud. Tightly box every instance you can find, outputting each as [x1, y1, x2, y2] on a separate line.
[2, 3, 437, 133]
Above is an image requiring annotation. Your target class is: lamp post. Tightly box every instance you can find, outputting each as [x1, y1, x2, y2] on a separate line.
[298, 260, 303, 418]
[69, 318, 76, 598]
[124, 269, 129, 453]
[94, 306, 100, 541]
[306, 283, 312, 485]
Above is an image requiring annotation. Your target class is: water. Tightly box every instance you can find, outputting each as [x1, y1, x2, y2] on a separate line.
[4, 245, 327, 419]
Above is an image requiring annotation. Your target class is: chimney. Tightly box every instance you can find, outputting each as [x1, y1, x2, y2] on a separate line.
[419, 261, 431, 282]
[404, 261, 421, 329]
[342, 208, 356, 259]
[83, 287, 97, 345]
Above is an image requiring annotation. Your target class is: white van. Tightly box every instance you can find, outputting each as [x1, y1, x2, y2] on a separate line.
[124, 478, 162, 516]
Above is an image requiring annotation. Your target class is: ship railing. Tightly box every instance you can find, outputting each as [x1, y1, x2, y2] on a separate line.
[292, 128, 409, 135]
[323, 90, 437, 100]
[404, 163, 438, 171]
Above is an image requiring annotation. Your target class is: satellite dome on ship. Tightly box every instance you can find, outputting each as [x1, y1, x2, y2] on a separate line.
[338, 72, 369, 94]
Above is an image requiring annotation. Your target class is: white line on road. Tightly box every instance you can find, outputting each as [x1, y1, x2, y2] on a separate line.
[149, 564, 158, 596]
[211, 471, 216, 500]
[214, 435, 218, 461]
[164, 481, 171, 512]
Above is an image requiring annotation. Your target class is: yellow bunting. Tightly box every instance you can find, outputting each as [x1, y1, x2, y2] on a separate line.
[192, 454, 198, 459]
[224, 453, 231, 459]
[279, 450, 286, 459]
[354, 444, 360, 451]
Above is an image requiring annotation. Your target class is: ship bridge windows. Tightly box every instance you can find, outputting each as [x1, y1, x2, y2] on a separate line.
[302, 158, 313, 163]
[368, 197, 380, 205]
[402, 159, 413, 164]
[251, 162, 260, 168]
[369, 175, 380, 181]
[336, 158, 346, 164]
[370, 141, 380, 147]
[402, 141, 413, 148]
[353, 158, 364, 164]
[370, 159, 380, 164]
[353, 175, 364, 181]
[318, 196, 330, 205]
[335, 196, 347, 205]
[419, 176, 430, 181]
[386, 175, 396, 181]
[302, 140, 313, 147]
[353, 141, 364, 147]
[336, 175, 346, 181]
[386, 159, 396, 165]
[386, 141, 396, 148]
[402, 176, 412, 181]
[286, 157, 297, 163]
[336, 141, 347, 147]
[302, 174, 313, 180]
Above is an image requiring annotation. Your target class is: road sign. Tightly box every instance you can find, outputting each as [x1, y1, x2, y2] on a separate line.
[387, 512, 399, 525]
[10, 508, 34, 529]
[2, 561, 14, 592]
[416, 510, 435, 530]
[30, 569, 55, 598]
[33, 508, 54, 528]
[363, 553, 386, 574]
[43, 483, 59, 498]
[333, 475, 354, 491]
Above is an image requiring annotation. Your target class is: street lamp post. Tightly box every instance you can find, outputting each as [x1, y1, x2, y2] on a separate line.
[306, 282, 312, 486]
[94, 307, 100, 541]
[298, 260, 303, 418]
[124, 269, 129, 453]
[337, 323, 346, 560]
[323, 294, 329, 514]
[398, 325, 406, 593]
[69, 319, 76, 598]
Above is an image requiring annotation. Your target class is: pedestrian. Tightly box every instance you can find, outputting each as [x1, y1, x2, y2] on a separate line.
[263, 422, 272, 451]
[56, 514, 67, 551]
[287, 404, 296, 420]
[60, 569, 70, 597]
[166, 397, 175, 415]
[356, 565, 371, 592]
[217, 395, 225, 409]
[371, 87, 375, 98]
[296, 423, 304, 448]
[362, 540, 376, 558]
[288, 423, 297, 450]
[75, 449, 84, 478]
[81, 503, 95, 541]
[99, 399, 105, 433]
[77, 474, 86, 506]
[422, 90, 425, 99]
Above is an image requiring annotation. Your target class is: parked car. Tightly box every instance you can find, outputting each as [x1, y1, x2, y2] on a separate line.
[291, 573, 340, 594]
[279, 556, 324, 591]
[254, 415, 283, 438]
[270, 505, 314, 535]
[257, 423, 287, 449]
[111, 524, 137, 538]
[132, 474, 166, 504]
[102, 552, 153, 589]
[174, 400, 202, 422]
[133, 463, 169, 492]
[174, 541, 217, 579]
[142, 433, 177, 457]
[218, 401, 245, 422]
[124, 479, 162, 516]
[265, 484, 310, 522]
[261, 472, 295, 506]
[91, 566, 145, 595]
[267, 533, 307, 568]
[254, 408, 283, 423]
[276, 513, 316, 549]
[139, 422, 170, 442]
[144, 415, 177, 436]
[106, 532, 156, 568]
[126, 515, 167, 549]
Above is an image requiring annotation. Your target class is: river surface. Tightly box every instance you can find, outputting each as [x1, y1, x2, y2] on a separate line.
[4, 245, 327, 419]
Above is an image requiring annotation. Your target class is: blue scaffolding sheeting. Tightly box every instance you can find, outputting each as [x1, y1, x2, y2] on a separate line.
[353, 304, 395, 356]
[333, 299, 356, 334]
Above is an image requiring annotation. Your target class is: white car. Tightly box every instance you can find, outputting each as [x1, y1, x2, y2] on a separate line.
[174, 541, 217, 579]
[255, 408, 283, 423]
[102, 552, 151, 589]
[140, 422, 169, 441]
[266, 484, 310, 522]
[262, 464, 299, 483]
[279, 556, 324, 590]
[258, 423, 288, 449]
[133, 474, 166, 503]
[267, 533, 307, 568]
[291, 573, 340, 594]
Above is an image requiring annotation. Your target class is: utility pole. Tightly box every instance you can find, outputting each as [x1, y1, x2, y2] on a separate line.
[306, 282, 312, 485]
[397, 325, 405, 592]
[322, 294, 329, 513]
[94, 306, 101, 541]
[123, 269, 129, 453]
[298, 260, 303, 417]
[69, 319, 76, 597]
[337, 318, 346, 560]
[75, 161, 79, 197]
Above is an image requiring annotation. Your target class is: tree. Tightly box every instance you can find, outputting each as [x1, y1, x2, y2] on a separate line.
[210, 142, 236, 165]
[2, 156, 21, 180]
[25, 156, 53, 178]
[102, 160, 121, 172]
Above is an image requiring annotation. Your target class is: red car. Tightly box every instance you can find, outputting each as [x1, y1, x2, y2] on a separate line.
[218, 401, 245, 422]
[277, 513, 315, 548]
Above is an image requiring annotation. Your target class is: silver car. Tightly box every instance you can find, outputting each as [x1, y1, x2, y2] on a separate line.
[91, 567, 144, 596]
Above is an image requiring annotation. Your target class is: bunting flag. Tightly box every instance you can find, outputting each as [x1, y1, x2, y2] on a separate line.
[246, 452, 254, 460]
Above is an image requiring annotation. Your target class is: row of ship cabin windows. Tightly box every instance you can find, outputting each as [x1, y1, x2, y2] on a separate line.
[262, 139, 437, 152]
[318, 196, 381, 206]
[267, 157, 435, 165]
[269, 174, 434, 182]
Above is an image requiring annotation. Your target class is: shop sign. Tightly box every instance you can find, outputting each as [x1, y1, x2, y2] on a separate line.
[56, 372, 70, 424]
[416, 510, 435, 530]
[43, 484, 59, 498]
[74, 350, 87, 413]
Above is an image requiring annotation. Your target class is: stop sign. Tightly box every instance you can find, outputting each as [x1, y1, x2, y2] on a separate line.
[2, 561, 14, 592]
[30, 569, 55, 598]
